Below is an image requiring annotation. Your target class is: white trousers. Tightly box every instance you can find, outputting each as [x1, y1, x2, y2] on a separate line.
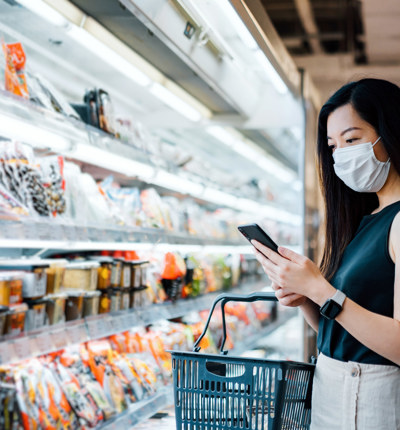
[310, 353, 400, 430]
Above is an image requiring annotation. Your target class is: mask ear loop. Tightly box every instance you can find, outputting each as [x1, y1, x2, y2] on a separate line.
[372, 136, 391, 164]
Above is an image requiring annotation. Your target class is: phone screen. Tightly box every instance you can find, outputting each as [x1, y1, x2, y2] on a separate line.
[238, 223, 279, 253]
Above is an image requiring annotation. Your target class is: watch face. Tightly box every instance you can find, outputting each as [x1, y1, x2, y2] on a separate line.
[321, 299, 342, 320]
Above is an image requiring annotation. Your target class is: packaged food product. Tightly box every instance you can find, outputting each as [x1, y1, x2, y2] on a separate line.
[45, 293, 67, 325]
[40, 156, 66, 217]
[109, 289, 121, 313]
[0, 260, 49, 299]
[65, 291, 84, 321]
[120, 288, 130, 310]
[72, 88, 116, 135]
[89, 256, 112, 290]
[45, 259, 67, 294]
[160, 253, 186, 301]
[0, 271, 23, 306]
[4, 303, 27, 336]
[64, 261, 99, 291]
[98, 290, 111, 314]
[2, 41, 29, 98]
[25, 298, 48, 331]
[110, 260, 122, 288]
[0, 306, 8, 335]
[82, 291, 100, 317]
[120, 260, 131, 288]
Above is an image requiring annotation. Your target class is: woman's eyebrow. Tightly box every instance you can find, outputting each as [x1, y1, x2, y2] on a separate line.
[340, 126, 362, 136]
[327, 126, 362, 140]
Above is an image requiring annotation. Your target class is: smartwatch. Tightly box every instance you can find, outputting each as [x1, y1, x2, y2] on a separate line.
[320, 289, 346, 320]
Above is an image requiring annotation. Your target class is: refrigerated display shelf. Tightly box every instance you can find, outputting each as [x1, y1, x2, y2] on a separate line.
[99, 387, 173, 429]
[0, 280, 266, 365]
[0, 219, 245, 251]
[0, 90, 301, 226]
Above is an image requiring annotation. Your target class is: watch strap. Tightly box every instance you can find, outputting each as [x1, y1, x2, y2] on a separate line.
[331, 289, 346, 307]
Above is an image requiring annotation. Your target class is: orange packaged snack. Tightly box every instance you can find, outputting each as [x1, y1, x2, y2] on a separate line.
[2, 41, 29, 98]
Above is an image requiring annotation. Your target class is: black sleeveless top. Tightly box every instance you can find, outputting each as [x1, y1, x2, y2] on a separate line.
[318, 200, 400, 366]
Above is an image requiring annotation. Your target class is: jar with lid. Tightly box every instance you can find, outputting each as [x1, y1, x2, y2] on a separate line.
[0, 260, 50, 299]
[64, 261, 99, 291]
[89, 256, 112, 290]
[0, 271, 24, 306]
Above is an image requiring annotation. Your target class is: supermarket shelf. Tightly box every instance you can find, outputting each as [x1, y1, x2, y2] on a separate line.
[99, 387, 173, 429]
[0, 280, 266, 365]
[0, 219, 248, 252]
[0, 91, 301, 226]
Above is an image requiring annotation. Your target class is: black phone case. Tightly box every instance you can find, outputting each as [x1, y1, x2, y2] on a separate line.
[238, 223, 279, 252]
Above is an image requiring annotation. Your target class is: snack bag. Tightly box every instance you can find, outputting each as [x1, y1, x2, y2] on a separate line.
[2, 41, 29, 98]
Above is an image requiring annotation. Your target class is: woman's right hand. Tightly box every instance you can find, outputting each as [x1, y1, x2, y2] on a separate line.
[271, 283, 307, 307]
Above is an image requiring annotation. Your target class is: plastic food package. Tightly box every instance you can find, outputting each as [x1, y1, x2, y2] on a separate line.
[2, 41, 29, 98]
[0, 141, 50, 216]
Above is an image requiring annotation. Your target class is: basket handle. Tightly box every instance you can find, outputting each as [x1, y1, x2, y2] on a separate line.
[193, 291, 277, 354]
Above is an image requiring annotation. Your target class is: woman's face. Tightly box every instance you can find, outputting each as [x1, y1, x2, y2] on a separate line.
[327, 103, 389, 162]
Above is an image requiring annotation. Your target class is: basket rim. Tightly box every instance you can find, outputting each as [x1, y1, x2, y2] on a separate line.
[167, 350, 315, 370]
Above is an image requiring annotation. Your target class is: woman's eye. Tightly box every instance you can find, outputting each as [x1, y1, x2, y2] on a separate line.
[346, 138, 358, 144]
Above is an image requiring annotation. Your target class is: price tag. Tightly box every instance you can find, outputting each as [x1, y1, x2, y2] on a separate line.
[0, 342, 14, 365]
[35, 334, 54, 354]
[51, 329, 67, 351]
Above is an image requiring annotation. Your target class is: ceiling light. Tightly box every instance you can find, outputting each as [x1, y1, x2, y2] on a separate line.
[254, 50, 288, 94]
[215, 0, 258, 50]
[67, 25, 151, 87]
[206, 126, 236, 146]
[16, 0, 68, 27]
[149, 83, 203, 122]
[67, 143, 155, 179]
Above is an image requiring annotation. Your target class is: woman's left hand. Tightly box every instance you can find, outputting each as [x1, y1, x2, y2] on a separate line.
[252, 240, 335, 306]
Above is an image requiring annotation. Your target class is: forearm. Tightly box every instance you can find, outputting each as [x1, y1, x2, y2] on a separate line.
[300, 298, 320, 332]
[335, 298, 400, 365]
[311, 282, 400, 365]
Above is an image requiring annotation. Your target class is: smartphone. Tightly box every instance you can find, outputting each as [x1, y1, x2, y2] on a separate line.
[237, 223, 279, 253]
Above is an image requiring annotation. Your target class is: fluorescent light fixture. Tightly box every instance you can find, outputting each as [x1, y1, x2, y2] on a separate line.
[0, 114, 71, 151]
[67, 143, 155, 179]
[215, 0, 258, 50]
[254, 50, 288, 94]
[152, 170, 204, 196]
[149, 83, 203, 122]
[67, 25, 151, 87]
[206, 126, 236, 146]
[16, 0, 68, 27]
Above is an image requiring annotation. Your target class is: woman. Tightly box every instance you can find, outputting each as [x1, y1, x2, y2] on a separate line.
[253, 78, 400, 429]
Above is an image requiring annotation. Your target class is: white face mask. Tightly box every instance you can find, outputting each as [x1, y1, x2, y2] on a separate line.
[332, 136, 391, 192]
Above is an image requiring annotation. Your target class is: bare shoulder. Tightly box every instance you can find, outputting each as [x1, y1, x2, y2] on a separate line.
[390, 211, 400, 261]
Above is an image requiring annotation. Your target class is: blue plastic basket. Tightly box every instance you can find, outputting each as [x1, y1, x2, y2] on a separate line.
[170, 292, 315, 430]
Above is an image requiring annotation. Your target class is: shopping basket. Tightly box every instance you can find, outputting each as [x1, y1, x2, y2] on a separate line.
[170, 292, 315, 430]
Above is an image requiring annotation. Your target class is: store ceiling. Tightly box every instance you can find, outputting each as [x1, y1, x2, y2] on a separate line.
[259, 0, 400, 101]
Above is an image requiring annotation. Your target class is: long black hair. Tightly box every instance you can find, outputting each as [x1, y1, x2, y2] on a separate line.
[318, 78, 400, 280]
